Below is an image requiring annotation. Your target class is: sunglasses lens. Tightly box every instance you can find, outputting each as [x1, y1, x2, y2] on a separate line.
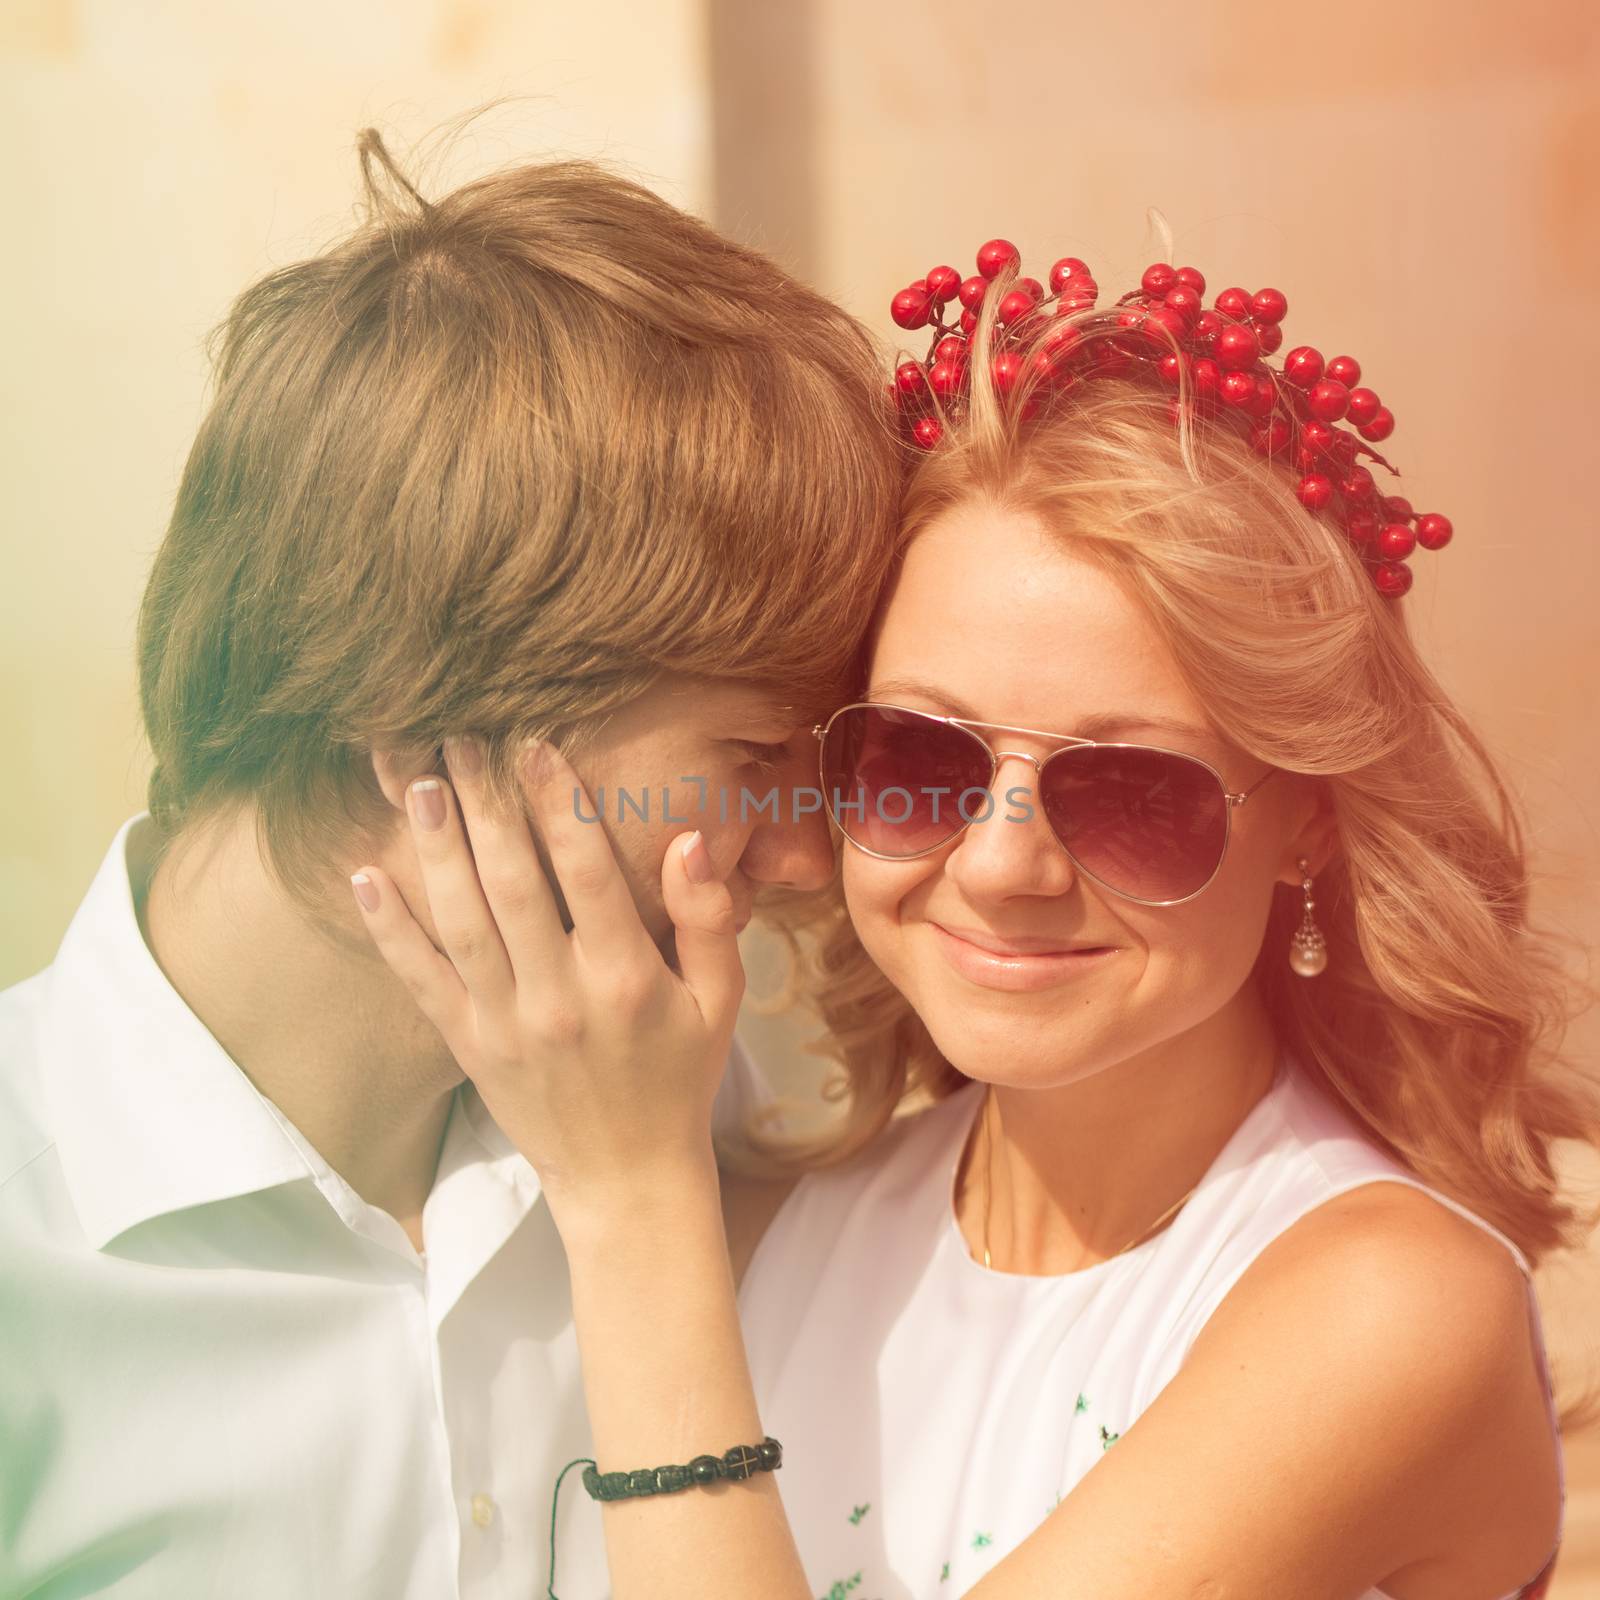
[1039, 745, 1229, 902]
[821, 706, 991, 857]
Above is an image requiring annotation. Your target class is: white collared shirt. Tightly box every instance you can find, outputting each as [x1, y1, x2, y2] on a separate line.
[0, 815, 774, 1600]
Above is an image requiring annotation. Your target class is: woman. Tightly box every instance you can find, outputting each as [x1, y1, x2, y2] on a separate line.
[351, 239, 1591, 1599]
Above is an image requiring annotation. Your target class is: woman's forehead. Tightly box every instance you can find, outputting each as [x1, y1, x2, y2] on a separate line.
[873, 505, 1211, 735]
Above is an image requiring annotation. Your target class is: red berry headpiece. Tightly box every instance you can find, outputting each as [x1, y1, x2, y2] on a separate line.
[889, 240, 1454, 599]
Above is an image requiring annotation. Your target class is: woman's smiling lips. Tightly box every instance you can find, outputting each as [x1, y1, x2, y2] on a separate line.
[928, 920, 1119, 991]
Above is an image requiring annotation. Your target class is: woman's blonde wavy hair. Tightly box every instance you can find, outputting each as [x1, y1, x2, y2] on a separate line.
[744, 259, 1600, 1321]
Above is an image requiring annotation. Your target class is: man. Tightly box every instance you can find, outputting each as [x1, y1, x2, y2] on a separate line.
[0, 130, 900, 1599]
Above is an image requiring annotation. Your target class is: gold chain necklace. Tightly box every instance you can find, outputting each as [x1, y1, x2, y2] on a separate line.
[978, 1087, 1201, 1272]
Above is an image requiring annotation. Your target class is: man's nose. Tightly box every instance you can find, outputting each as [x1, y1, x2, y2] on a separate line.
[739, 763, 836, 893]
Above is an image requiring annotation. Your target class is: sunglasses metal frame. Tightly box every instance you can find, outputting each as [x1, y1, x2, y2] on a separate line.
[812, 701, 1280, 907]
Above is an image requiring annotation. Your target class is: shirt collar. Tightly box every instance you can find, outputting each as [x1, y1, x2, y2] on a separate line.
[40, 815, 430, 1252]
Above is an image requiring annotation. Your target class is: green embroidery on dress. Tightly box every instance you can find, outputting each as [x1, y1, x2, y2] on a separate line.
[940, 1562, 951, 1582]
[1099, 1424, 1120, 1450]
[849, 1503, 871, 1525]
[971, 1531, 993, 1549]
[1074, 1392, 1088, 1413]
[819, 1572, 864, 1600]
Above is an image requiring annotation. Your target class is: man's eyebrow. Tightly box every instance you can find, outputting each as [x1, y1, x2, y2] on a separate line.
[726, 696, 807, 733]
[864, 678, 1221, 746]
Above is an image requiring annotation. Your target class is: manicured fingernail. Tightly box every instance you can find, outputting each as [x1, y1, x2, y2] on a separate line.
[447, 735, 483, 776]
[350, 872, 380, 912]
[410, 778, 447, 831]
[681, 830, 713, 884]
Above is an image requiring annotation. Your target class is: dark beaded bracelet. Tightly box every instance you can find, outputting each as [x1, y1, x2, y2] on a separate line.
[581, 1436, 783, 1502]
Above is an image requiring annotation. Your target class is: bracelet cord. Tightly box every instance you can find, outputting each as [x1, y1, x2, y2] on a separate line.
[546, 1436, 784, 1598]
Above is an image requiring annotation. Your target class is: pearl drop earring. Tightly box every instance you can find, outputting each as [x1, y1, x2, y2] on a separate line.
[1289, 857, 1328, 977]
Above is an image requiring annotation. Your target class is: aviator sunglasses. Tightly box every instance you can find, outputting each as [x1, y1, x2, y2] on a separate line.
[813, 702, 1278, 907]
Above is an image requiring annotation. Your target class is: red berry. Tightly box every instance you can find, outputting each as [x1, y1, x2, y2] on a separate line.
[1298, 474, 1334, 511]
[891, 287, 933, 330]
[1345, 388, 1381, 427]
[1191, 356, 1221, 400]
[1193, 310, 1223, 348]
[1257, 322, 1284, 354]
[1215, 286, 1252, 320]
[991, 351, 1025, 394]
[1346, 508, 1381, 544]
[1142, 305, 1188, 348]
[928, 359, 966, 398]
[1141, 263, 1179, 298]
[1056, 290, 1098, 314]
[977, 239, 1021, 280]
[894, 361, 925, 398]
[959, 309, 979, 336]
[933, 335, 966, 363]
[1251, 287, 1288, 324]
[959, 276, 988, 311]
[999, 290, 1038, 326]
[1326, 354, 1361, 387]
[1358, 407, 1395, 442]
[1306, 379, 1351, 422]
[1282, 346, 1325, 390]
[1041, 321, 1082, 358]
[1164, 285, 1204, 324]
[1030, 346, 1069, 386]
[1378, 523, 1417, 559]
[1300, 419, 1335, 456]
[1251, 415, 1293, 455]
[1339, 466, 1377, 503]
[1373, 560, 1413, 598]
[1246, 374, 1278, 416]
[1221, 370, 1256, 408]
[1328, 430, 1358, 467]
[912, 416, 944, 449]
[1049, 256, 1092, 294]
[925, 265, 961, 304]
[1214, 323, 1261, 370]
[1175, 266, 1207, 295]
[1416, 513, 1454, 550]
[1381, 495, 1414, 522]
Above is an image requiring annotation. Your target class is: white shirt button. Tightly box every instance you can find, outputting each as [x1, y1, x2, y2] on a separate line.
[470, 1492, 496, 1530]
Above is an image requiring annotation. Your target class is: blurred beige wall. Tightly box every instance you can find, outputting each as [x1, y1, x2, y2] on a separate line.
[2, 0, 714, 984]
[6, 0, 1600, 1585]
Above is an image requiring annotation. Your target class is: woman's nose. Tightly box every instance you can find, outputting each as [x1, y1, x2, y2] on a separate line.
[942, 752, 1078, 900]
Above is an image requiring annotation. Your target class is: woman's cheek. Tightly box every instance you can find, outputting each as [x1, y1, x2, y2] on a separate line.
[841, 857, 917, 975]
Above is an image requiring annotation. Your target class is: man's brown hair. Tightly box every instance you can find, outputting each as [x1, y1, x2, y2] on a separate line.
[137, 128, 902, 905]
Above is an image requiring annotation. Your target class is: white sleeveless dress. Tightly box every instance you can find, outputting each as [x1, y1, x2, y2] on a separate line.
[735, 1054, 1564, 1600]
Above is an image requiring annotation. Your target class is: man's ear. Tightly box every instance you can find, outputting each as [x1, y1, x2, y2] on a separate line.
[370, 745, 442, 811]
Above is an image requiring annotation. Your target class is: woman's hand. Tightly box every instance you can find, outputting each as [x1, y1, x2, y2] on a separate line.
[349, 735, 746, 1228]
[355, 739, 812, 1600]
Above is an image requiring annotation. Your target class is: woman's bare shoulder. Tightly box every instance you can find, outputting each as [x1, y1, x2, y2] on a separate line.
[1187, 1179, 1561, 1591]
